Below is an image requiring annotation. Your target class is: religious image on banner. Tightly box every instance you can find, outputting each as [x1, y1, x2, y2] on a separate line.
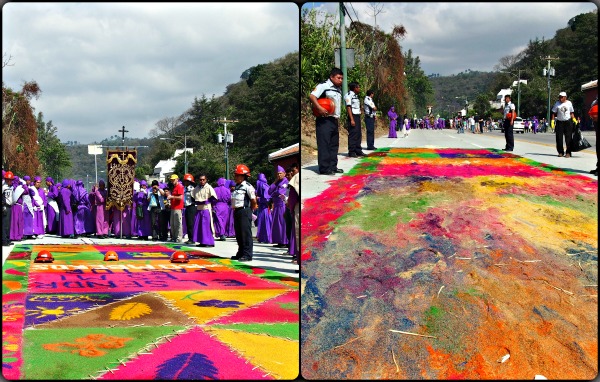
[106, 149, 137, 211]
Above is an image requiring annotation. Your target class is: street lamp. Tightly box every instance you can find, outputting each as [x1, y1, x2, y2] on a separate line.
[542, 56, 558, 125]
[160, 134, 188, 174]
[214, 117, 237, 180]
[501, 69, 526, 116]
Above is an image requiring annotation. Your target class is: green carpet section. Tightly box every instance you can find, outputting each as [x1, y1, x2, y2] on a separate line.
[2, 260, 30, 294]
[212, 323, 299, 341]
[22, 325, 186, 379]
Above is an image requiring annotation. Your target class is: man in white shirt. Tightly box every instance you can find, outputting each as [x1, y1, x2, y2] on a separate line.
[364, 89, 378, 150]
[345, 82, 365, 158]
[551, 91, 576, 158]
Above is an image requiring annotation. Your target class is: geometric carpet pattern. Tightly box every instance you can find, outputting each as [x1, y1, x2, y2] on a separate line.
[301, 148, 597, 379]
[3, 243, 298, 380]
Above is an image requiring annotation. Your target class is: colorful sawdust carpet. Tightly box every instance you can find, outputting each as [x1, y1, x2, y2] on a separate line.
[3, 243, 299, 380]
[301, 148, 597, 379]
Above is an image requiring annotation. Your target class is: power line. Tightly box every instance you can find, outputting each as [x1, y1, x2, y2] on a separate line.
[348, 3, 360, 23]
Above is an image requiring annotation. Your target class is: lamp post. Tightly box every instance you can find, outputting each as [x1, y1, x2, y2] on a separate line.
[160, 134, 188, 174]
[215, 117, 237, 180]
[542, 57, 558, 125]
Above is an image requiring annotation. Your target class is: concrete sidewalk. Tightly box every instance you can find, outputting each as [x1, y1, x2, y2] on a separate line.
[2, 227, 299, 278]
[302, 129, 597, 201]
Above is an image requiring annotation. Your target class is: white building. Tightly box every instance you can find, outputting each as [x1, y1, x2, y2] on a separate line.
[150, 148, 193, 183]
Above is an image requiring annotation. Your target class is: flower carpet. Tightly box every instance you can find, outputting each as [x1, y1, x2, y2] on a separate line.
[3, 243, 299, 380]
[300, 148, 597, 379]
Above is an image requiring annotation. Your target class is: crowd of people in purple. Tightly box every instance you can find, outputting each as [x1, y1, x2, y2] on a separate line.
[2, 164, 300, 264]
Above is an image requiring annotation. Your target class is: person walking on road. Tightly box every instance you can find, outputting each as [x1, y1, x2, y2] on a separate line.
[387, 106, 398, 138]
[167, 174, 184, 243]
[364, 89, 378, 149]
[502, 94, 516, 151]
[309, 68, 344, 175]
[230, 164, 257, 262]
[344, 82, 366, 158]
[551, 91, 576, 158]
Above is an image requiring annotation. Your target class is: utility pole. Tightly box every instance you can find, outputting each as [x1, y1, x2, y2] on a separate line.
[543, 56, 559, 124]
[339, 2, 347, 96]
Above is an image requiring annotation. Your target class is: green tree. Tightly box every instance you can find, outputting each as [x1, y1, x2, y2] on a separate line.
[36, 112, 72, 181]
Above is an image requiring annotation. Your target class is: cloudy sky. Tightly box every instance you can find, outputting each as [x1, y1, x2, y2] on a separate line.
[303, 2, 598, 75]
[2, 2, 299, 144]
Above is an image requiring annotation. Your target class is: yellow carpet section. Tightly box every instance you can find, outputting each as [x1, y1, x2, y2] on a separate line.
[158, 289, 289, 324]
[206, 327, 299, 380]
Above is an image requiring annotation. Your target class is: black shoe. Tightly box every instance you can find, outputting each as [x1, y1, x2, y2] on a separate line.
[231, 255, 241, 260]
[356, 152, 367, 157]
[590, 169, 598, 175]
[334, 168, 344, 173]
[238, 256, 252, 262]
[185, 240, 195, 244]
[152, 237, 159, 241]
[348, 152, 357, 158]
[2, 242, 13, 246]
[367, 147, 377, 150]
[558, 153, 564, 157]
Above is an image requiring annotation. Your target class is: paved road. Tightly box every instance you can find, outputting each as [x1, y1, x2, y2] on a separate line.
[301, 128, 597, 202]
[2, 227, 299, 278]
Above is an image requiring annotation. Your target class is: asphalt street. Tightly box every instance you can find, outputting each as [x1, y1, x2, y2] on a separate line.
[1, 226, 299, 278]
[301, 128, 597, 202]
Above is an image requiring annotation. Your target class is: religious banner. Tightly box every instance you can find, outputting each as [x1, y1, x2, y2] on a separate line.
[106, 149, 137, 211]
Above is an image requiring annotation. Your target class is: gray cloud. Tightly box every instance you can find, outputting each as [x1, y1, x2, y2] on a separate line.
[2, 2, 299, 143]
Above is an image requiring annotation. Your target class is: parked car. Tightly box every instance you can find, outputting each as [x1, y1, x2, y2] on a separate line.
[513, 117, 525, 133]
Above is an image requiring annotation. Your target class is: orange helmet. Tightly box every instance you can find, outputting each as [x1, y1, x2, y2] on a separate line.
[170, 251, 189, 263]
[34, 250, 54, 263]
[589, 104, 598, 122]
[183, 173, 194, 182]
[312, 98, 335, 117]
[104, 251, 119, 261]
[234, 164, 250, 176]
[4, 171, 14, 180]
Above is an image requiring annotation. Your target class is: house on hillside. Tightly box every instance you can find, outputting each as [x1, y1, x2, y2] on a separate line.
[149, 148, 194, 183]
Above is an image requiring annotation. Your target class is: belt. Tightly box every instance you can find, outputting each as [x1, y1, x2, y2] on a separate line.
[196, 204, 211, 210]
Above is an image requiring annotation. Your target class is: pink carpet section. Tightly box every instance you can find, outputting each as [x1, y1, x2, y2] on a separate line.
[210, 290, 299, 325]
[2, 292, 26, 380]
[98, 326, 271, 380]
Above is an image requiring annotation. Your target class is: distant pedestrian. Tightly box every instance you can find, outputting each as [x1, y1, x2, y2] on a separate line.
[191, 174, 217, 247]
[269, 165, 289, 248]
[167, 174, 184, 243]
[57, 179, 74, 238]
[309, 67, 344, 175]
[255, 173, 272, 243]
[182, 174, 197, 244]
[551, 91, 575, 158]
[45, 177, 59, 234]
[90, 180, 109, 238]
[502, 94, 516, 151]
[147, 180, 165, 241]
[344, 82, 365, 158]
[212, 177, 231, 241]
[364, 89, 378, 149]
[387, 106, 398, 138]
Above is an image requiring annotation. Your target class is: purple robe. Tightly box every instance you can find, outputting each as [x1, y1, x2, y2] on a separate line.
[22, 186, 36, 236]
[33, 186, 46, 235]
[212, 178, 231, 237]
[111, 205, 132, 237]
[224, 181, 236, 237]
[45, 183, 59, 234]
[287, 180, 299, 256]
[255, 174, 272, 243]
[132, 190, 152, 237]
[10, 181, 25, 241]
[91, 185, 109, 235]
[58, 181, 74, 237]
[269, 177, 288, 245]
[388, 107, 398, 138]
[73, 181, 94, 235]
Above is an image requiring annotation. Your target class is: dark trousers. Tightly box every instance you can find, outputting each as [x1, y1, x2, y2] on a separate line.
[346, 113, 362, 154]
[184, 205, 197, 240]
[285, 207, 292, 248]
[159, 209, 170, 240]
[234, 207, 253, 259]
[316, 116, 340, 174]
[503, 119, 514, 150]
[150, 206, 161, 239]
[555, 120, 573, 155]
[2, 207, 11, 244]
[365, 116, 375, 148]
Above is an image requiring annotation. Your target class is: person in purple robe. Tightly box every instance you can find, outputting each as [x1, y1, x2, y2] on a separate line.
[212, 177, 231, 241]
[21, 176, 38, 239]
[532, 116, 539, 134]
[32, 176, 46, 237]
[255, 173, 272, 243]
[111, 203, 132, 239]
[90, 180, 109, 238]
[44, 177, 59, 234]
[224, 180, 236, 237]
[388, 106, 398, 138]
[9, 176, 25, 241]
[57, 179, 75, 238]
[288, 172, 300, 265]
[132, 180, 152, 240]
[73, 180, 93, 236]
[268, 166, 289, 248]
